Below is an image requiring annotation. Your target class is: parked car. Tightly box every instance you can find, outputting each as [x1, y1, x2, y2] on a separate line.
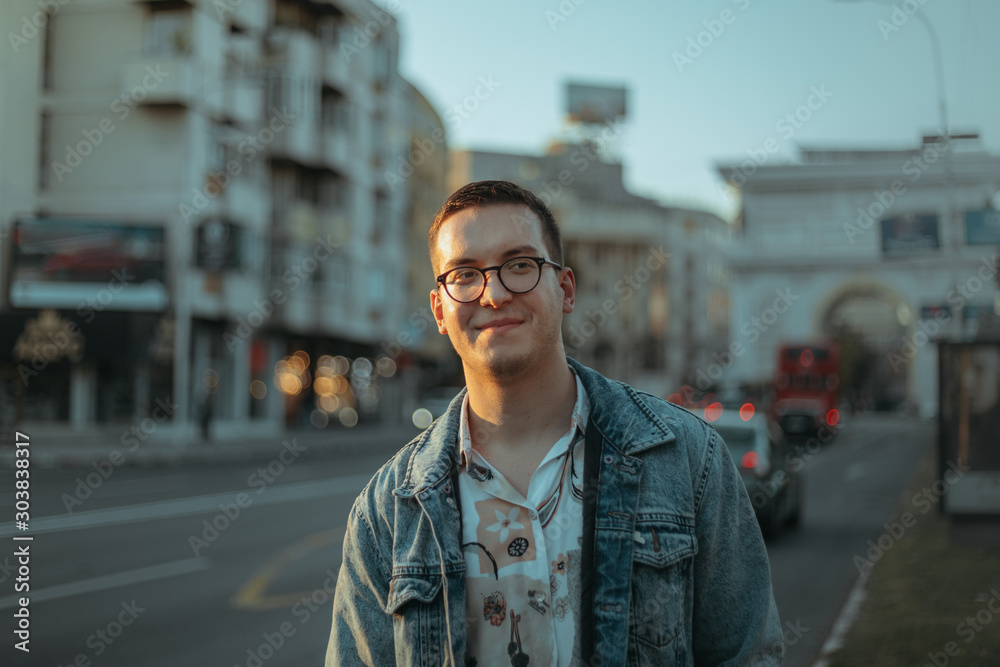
[772, 397, 827, 438]
[711, 410, 802, 539]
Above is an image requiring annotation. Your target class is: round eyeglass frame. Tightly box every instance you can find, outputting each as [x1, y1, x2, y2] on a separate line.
[435, 256, 563, 303]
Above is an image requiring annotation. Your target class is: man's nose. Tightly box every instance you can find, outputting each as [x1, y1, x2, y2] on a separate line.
[479, 269, 513, 308]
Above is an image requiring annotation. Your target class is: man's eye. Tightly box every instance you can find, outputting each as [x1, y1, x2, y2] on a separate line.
[450, 269, 479, 284]
[506, 260, 533, 272]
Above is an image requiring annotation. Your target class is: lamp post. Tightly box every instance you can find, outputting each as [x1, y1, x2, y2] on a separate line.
[833, 0, 949, 140]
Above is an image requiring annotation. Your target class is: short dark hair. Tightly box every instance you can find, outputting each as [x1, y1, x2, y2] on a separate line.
[428, 180, 563, 270]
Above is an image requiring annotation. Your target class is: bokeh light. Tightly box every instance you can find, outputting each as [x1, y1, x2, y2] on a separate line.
[412, 408, 433, 429]
[249, 380, 267, 399]
[339, 407, 359, 427]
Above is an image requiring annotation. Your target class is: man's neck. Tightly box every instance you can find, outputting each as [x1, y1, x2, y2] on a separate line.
[464, 355, 577, 458]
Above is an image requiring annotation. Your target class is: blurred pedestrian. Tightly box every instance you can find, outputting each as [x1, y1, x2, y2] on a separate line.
[328, 181, 783, 665]
[198, 393, 212, 443]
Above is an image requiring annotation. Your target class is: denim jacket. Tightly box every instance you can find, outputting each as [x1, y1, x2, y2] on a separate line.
[328, 358, 784, 666]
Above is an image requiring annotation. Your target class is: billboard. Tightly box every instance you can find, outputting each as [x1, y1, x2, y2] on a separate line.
[9, 218, 168, 310]
[965, 209, 1000, 246]
[880, 213, 940, 255]
[566, 82, 627, 124]
[939, 342, 1000, 514]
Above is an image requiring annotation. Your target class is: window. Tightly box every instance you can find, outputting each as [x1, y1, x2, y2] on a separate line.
[322, 91, 352, 133]
[372, 194, 389, 244]
[145, 9, 192, 55]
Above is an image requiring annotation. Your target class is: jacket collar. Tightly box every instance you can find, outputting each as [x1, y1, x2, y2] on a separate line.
[393, 357, 677, 496]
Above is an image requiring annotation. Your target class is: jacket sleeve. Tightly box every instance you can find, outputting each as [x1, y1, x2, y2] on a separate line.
[691, 427, 785, 665]
[327, 498, 396, 667]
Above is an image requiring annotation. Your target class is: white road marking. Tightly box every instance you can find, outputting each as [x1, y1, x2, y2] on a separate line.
[0, 557, 210, 609]
[810, 558, 871, 666]
[0, 473, 371, 538]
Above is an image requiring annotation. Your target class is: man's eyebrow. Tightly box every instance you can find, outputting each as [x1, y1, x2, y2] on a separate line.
[441, 246, 541, 271]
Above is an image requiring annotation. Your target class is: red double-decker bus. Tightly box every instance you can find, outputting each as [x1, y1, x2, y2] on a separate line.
[772, 341, 841, 437]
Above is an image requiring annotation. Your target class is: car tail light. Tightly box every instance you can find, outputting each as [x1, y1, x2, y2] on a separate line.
[741, 450, 771, 478]
[703, 402, 723, 422]
[826, 409, 840, 426]
[739, 402, 755, 421]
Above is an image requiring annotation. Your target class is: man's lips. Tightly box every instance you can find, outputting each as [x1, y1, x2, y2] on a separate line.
[475, 318, 523, 333]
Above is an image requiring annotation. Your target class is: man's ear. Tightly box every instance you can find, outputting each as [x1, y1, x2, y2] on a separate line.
[430, 288, 448, 334]
[560, 267, 576, 314]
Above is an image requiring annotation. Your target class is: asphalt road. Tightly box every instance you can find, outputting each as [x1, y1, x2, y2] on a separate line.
[764, 414, 929, 667]
[0, 414, 929, 666]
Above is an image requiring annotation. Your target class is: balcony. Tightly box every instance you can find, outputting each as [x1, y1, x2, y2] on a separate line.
[322, 129, 352, 175]
[322, 50, 351, 92]
[204, 77, 264, 127]
[121, 56, 197, 107]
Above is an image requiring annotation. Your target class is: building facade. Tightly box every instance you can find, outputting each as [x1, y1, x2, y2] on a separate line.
[717, 134, 1000, 416]
[0, 0, 430, 437]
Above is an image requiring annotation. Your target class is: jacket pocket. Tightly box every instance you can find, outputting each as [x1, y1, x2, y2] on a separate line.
[385, 574, 442, 615]
[630, 517, 698, 654]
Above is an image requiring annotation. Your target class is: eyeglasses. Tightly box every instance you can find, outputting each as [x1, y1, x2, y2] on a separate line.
[436, 256, 563, 303]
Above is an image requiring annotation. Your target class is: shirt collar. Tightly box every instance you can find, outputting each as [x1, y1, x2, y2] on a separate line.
[458, 366, 591, 467]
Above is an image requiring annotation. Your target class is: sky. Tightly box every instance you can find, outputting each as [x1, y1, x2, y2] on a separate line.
[386, 0, 1000, 221]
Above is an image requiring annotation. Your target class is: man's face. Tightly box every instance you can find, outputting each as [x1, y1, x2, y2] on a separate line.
[430, 204, 575, 380]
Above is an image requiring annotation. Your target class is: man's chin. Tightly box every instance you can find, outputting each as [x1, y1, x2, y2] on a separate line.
[470, 347, 533, 379]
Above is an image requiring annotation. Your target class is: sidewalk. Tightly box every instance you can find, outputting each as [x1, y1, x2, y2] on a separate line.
[821, 442, 1000, 666]
[0, 421, 425, 469]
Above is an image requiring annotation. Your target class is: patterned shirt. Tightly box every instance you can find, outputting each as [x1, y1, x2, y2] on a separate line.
[458, 369, 590, 667]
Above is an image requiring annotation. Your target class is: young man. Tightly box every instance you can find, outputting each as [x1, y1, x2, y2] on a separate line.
[328, 181, 783, 665]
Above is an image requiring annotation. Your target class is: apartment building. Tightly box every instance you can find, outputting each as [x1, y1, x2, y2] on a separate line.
[0, 0, 427, 436]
